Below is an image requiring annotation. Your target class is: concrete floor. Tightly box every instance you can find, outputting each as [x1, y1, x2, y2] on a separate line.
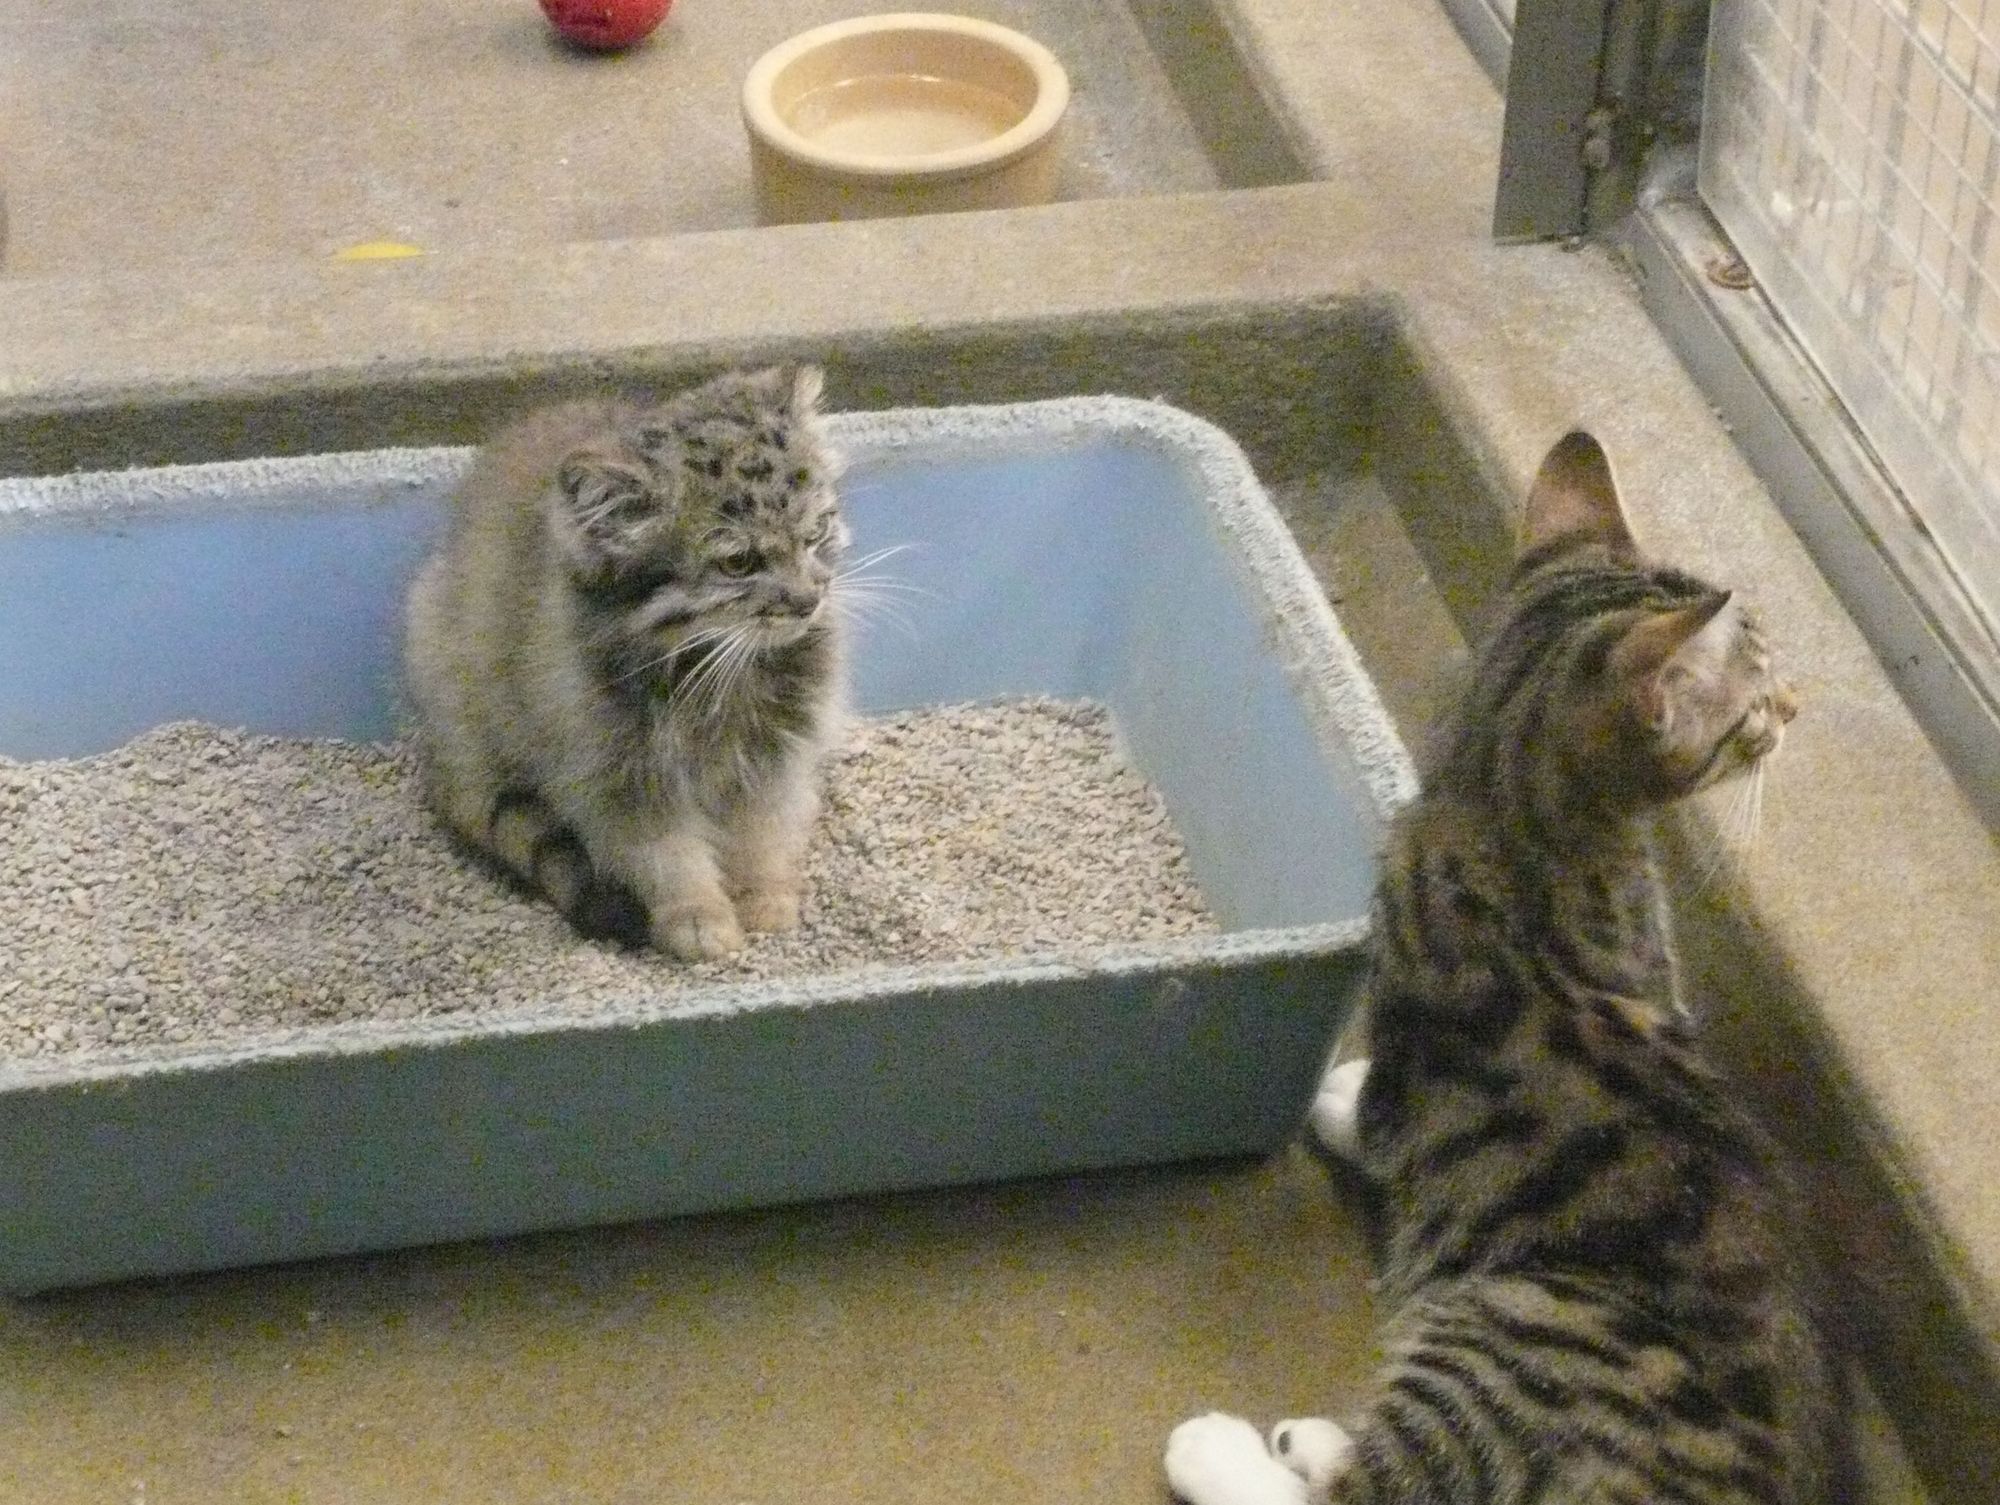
[0, 0, 1992, 1497]
[4, 1153, 1385, 1504]
[0, 0, 1272, 278]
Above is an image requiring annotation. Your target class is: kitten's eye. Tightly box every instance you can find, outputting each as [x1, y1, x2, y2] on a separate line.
[716, 550, 759, 578]
[806, 515, 834, 546]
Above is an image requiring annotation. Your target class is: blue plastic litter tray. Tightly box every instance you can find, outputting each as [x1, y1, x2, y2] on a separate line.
[0, 396, 1412, 1291]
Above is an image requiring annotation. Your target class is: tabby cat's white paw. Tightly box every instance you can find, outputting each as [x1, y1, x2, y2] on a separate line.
[1308, 1058, 1369, 1162]
[1270, 1417, 1354, 1490]
[1165, 1413, 1309, 1505]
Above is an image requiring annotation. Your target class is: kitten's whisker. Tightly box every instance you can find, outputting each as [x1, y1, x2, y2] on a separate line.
[613, 623, 736, 684]
[836, 575, 938, 600]
[833, 545, 940, 623]
[717, 625, 770, 710]
[838, 543, 917, 574]
[704, 631, 759, 720]
[832, 594, 920, 639]
[668, 622, 737, 652]
[836, 583, 925, 610]
[837, 581, 934, 617]
[676, 623, 751, 712]
[838, 610, 919, 641]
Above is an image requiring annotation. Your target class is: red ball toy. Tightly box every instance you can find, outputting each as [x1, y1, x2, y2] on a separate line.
[539, 0, 672, 50]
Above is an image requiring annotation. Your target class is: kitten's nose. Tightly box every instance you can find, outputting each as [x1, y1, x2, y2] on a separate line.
[1773, 684, 1799, 723]
[773, 585, 819, 618]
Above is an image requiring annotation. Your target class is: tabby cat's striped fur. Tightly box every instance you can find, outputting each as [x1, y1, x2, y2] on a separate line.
[1168, 433, 1839, 1505]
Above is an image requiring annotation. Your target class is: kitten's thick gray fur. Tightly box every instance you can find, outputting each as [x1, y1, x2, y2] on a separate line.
[404, 365, 848, 961]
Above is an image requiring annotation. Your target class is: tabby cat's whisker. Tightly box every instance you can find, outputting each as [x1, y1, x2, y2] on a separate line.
[1692, 756, 1772, 891]
[1731, 762, 1761, 848]
[1692, 809, 1735, 890]
[1740, 758, 1768, 848]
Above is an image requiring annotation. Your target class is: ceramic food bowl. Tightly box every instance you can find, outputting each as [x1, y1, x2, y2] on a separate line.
[742, 12, 1070, 224]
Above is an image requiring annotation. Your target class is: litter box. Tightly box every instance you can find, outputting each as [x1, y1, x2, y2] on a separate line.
[0, 396, 1412, 1292]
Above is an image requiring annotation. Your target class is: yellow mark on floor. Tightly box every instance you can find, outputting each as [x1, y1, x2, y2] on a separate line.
[332, 241, 426, 261]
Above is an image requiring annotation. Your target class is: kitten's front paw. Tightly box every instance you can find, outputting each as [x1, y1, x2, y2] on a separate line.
[1165, 1413, 1308, 1505]
[734, 885, 802, 935]
[1308, 1058, 1370, 1163]
[1270, 1418, 1354, 1491]
[656, 903, 745, 963]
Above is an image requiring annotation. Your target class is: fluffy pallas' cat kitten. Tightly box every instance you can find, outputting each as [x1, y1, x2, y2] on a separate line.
[1167, 433, 1839, 1505]
[404, 365, 849, 961]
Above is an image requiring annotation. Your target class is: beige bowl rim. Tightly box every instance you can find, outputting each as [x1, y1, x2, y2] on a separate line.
[741, 12, 1071, 182]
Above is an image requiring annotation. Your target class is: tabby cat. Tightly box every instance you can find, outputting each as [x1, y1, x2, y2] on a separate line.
[1167, 432, 1840, 1504]
[403, 365, 848, 961]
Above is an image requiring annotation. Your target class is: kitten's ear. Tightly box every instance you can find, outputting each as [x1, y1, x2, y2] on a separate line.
[788, 364, 826, 420]
[1611, 590, 1733, 726]
[1520, 431, 1640, 561]
[784, 364, 844, 476]
[555, 450, 667, 566]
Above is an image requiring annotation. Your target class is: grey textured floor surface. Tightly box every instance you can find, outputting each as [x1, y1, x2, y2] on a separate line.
[0, 0, 1241, 278]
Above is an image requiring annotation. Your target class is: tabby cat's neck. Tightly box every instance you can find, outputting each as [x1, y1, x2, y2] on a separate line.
[1427, 709, 1642, 855]
[1423, 740, 1660, 875]
[1393, 791, 1678, 1013]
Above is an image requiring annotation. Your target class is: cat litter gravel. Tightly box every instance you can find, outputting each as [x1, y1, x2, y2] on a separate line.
[0, 699, 1215, 1064]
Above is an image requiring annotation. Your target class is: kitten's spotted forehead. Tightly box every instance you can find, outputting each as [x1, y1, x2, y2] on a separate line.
[682, 423, 815, 517]
[639, 374, 827, 522]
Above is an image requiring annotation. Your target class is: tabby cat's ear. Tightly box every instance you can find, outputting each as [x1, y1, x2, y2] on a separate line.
[555, 449, 669, 566]
[1611, 590, 1734, 727]
[1520, 431, 1640, 561]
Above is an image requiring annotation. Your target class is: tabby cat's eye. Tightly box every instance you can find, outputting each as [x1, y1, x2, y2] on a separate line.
[806, 514, 833, 546]
[716, 550, 759, 578]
